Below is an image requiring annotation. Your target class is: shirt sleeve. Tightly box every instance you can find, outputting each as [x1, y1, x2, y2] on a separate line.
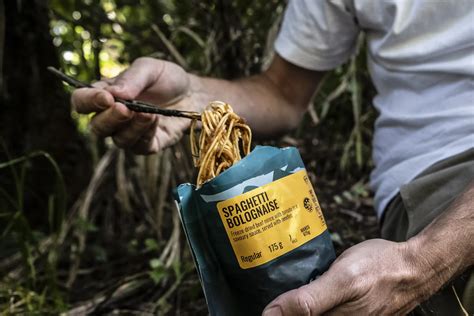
[274, 0, 360, 71]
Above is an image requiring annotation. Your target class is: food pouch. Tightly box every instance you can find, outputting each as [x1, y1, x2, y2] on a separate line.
[175, 146, 335, 315]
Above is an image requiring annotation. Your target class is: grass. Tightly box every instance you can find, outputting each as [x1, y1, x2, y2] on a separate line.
[0, 146, 205, 314]
[0, 150, 68, 314]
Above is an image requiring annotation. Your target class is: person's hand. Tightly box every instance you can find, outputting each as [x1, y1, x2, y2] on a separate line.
[262, 239, 440, 315]
[71, 57, 194, 154]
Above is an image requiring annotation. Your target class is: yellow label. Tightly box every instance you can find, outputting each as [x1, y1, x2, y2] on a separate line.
[216, 170, 327, 269]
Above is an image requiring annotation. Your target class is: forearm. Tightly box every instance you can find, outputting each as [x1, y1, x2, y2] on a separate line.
[187, 55, 326, 138]
[406, 181, 474, 295]
[188, 74, 299, 137]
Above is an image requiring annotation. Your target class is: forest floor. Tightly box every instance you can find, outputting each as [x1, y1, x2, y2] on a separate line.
[68, 135, 380, 315]
[1, 131, 380, 316]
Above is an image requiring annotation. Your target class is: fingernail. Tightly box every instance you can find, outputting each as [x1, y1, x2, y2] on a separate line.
[262, 306, 282, 316]
[99, 92, 111, 106]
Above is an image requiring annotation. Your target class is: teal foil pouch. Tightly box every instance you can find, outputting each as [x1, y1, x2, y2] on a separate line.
[175, 146, 335, 315]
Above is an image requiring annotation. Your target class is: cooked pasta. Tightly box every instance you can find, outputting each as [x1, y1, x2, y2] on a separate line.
[190, 101, 252, 186]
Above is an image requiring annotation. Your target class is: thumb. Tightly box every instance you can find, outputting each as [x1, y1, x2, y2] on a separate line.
[105, 57, 163, 100]
[262, 272, 345, 316]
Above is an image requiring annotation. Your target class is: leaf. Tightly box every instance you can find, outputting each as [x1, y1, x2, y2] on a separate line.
[149, 258, 163, 269]
[76, 217, 98, 232]
[144, 238, 159, 251]
[148, 258, 167, 284]
[333, 195, 343, 205]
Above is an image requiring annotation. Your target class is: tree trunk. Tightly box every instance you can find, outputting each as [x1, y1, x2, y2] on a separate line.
[0, 0, 92, 219]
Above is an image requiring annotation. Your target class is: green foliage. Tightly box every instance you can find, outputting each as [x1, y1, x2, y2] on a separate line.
[148, 258, 166, 284]
[0, 283, 66, 315]
[50, 0, 285, 79]
[144, 238, 159, 251]
[0, 151, 68, 313]
[312, 37, 375, 176]
[49, 0, 374, 173]
[1, 0, 377, 313]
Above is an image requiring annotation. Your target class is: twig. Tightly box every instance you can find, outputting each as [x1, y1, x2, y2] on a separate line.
[452, 285, 469, 316]
[339, 209, 364, 222]
[47, 67, 201, 120]
[151, 24, 188, 69]
[152, 269, 190, 314]
[66, 149, 116, 288]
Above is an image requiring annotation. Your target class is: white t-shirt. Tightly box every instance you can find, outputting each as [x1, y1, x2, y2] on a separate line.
[275, 0, 474, 217]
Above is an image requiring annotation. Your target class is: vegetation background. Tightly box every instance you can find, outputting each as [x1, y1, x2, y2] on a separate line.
[0, 0, 378, 314]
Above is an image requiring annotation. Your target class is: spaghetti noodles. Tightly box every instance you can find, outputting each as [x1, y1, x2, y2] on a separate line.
[190, 101, 252, 186]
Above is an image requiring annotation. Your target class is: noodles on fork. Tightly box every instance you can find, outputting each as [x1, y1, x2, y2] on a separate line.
[190, 101, 252, 186]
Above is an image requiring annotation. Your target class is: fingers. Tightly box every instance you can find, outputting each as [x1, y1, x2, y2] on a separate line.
[104, 57, 163, 100]
[112, 113, 157, 151]
[130, 119, 160, 154]
[90, 102, 135, 137]
[92, 81, 110, 89]
[70, 57, 187, 154]
[88, 102, 160, 154]
[71, 57, 163, 114]
[262, 271, 346, 316]
[71, 87, 115, 114]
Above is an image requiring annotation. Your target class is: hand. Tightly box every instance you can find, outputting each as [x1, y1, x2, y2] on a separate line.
[262, 239, 438, 315]
[71, 57, 194, 154]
